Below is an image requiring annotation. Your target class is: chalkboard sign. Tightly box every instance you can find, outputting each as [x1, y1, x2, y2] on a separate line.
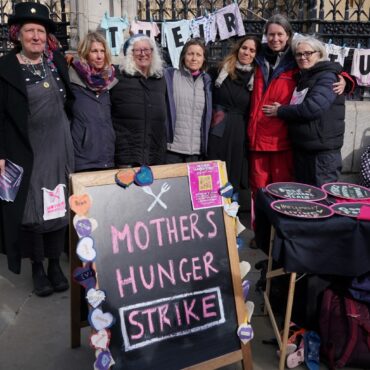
[70, 162, 251, 370]
[322, 182, 370, 200]
[271, 200, 334, 219]
[331, 202, 370, 218]
[266, 182, 327, 201]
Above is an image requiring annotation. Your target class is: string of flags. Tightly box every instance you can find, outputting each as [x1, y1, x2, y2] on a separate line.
[100, 3, 370, 86]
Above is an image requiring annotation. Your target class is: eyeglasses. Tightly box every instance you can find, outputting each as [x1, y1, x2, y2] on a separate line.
[132, 48, 153, 56]
[295, 51, 318, 59]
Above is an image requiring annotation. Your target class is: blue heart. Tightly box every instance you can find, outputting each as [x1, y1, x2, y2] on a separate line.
[134, 165, 154, 186]
[219, 182, 234, 198]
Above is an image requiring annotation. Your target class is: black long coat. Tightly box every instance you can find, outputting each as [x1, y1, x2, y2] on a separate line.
[110, 71, 167, 166]
[0, 49, 73, 274]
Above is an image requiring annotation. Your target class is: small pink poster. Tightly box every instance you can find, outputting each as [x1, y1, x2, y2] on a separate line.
[187, 161, 223, 210]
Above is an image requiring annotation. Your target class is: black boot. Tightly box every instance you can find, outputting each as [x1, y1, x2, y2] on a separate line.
[32, 261, 53, 297]
[47, 258, 69, 292]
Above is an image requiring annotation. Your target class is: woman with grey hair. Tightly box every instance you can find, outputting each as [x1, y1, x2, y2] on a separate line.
[111, 34, 167, 166]
[262, 35, 347, 186]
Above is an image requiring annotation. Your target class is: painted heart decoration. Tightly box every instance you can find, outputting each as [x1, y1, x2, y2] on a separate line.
[86, 288, 106, 308]
[245, 300, 255, 323]
[73, 215, 98, 237]
[76, 236, 96, 262]
[242, 279, 251, 301]
[115, 168, 136, 188]
[239, 261, 251, 279]
[236, 216, 246, 236]
[134, 165, 154, 186]
[69, 193, 92, 216]
[224, 201, 240, 218]
[219, 182, 234, 198]
[90, 329, 111, 350]
[89, 308, 115, 331]
[94, 349, 113, 370]
[237, 323, 254, 344]
[72, 263, 96, 290]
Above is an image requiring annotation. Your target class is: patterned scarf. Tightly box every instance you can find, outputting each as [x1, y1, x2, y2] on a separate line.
[72, 60, 115, 92]
[215, 61, 254, 90]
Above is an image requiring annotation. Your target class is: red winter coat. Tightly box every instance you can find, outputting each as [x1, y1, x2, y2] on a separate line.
[248, 48, 298, 151]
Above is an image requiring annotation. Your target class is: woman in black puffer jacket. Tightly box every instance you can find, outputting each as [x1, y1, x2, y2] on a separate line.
[110, 34, 167, 167]
[262, 35, 348, 186]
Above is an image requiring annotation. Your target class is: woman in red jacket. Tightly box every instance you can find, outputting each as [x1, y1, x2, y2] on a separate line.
[248, 15, 345, 196]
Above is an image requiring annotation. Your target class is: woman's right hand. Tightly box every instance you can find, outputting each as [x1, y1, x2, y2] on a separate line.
[0, 159, 5, 176]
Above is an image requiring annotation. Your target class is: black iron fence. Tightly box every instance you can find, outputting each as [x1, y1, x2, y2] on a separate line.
[0, 0, 69, 55]
[138, 0, 370, 99]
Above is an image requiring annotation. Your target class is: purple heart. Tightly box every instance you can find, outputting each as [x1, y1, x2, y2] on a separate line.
[94, 350, 112, 370]
[242, 280, 250, 301]
[72, 263, 96, 290]
[237, 324, 254, 342]
[75, 218, 92, 237]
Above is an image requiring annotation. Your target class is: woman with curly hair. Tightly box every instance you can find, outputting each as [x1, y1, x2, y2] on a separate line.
[111, 34, 167, 167]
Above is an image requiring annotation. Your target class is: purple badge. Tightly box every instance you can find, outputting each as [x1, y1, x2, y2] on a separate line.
[94, 350, 112, 370]
[72, 263, 96, 290]
[237, 323, 254, 344]
[75, 218, 92, 237]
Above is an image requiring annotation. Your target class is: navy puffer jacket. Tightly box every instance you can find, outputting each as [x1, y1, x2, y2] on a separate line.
[110, 70, 167, 166]
[277, 61, 345, 152]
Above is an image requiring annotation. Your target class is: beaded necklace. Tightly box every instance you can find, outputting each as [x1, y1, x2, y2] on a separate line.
[19, 51, 47, 79]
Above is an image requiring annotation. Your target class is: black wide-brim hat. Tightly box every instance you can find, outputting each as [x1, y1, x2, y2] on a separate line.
[8, 2, 56, 33]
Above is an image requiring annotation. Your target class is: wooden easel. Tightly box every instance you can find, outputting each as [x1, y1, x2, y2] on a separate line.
[263, 227, 297, 370]
[69, 162, 253, 370]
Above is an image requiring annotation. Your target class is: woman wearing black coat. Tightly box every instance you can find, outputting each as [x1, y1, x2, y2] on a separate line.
[110, 34, 167, 167]
[263, 35, 346, 186]
[0, 3, 74, 296]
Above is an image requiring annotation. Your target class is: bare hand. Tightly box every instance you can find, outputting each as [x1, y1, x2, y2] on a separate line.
[0, 159, 5, 176]
[262, 102, 281, 117]
[333, 75, 346, 95]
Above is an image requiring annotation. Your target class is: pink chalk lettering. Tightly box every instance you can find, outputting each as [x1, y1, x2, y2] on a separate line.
[189, 213, 204, 239]
[149, 218, 165, 246]
[174, 303, 182, 326]
[179, 215, 190, 241]
[139, 265, 155, 290]
[166, 216, 179, 244]
[206, 211, 217, 238]
[158, 304, 171, 332]
[179, 258, 190, 282]
[134, 221, 149, 250]
[116, 267, 137, 297]
[141, 307, 157, 333]
[111, 224, 133, 254]
[202, 294, 217, 318]
[191, 257, 203, 281]
[128, 310, 144, 340]
[184, 298, 200, 324]
[157, 260, 175, 288]
[203, 251, 218, 276]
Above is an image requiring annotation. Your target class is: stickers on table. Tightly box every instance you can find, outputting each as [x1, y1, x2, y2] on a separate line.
[271, 200, 334, 219]
[330, 202, 370, 218]
[266, 182, 327, 201]
[322, 182, 370, 201]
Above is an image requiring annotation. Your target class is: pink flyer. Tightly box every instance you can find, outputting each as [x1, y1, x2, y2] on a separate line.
[187, 162, 224, 210]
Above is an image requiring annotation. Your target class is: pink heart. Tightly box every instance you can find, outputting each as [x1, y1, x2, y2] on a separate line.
[90, 329, 111, 350]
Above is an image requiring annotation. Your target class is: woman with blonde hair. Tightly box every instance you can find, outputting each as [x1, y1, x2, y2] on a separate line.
[111, 34, 167, 166]
[69, 31, 117, 171]
[208, 35, 261, 193]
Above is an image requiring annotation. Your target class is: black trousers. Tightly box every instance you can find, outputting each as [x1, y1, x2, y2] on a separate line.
[19, 227, 66, 262]
[165, 151, 202, 164]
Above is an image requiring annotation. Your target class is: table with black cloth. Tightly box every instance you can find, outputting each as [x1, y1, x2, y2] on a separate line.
[254, 188, 370, 370]
[255, 188, 370, 277]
